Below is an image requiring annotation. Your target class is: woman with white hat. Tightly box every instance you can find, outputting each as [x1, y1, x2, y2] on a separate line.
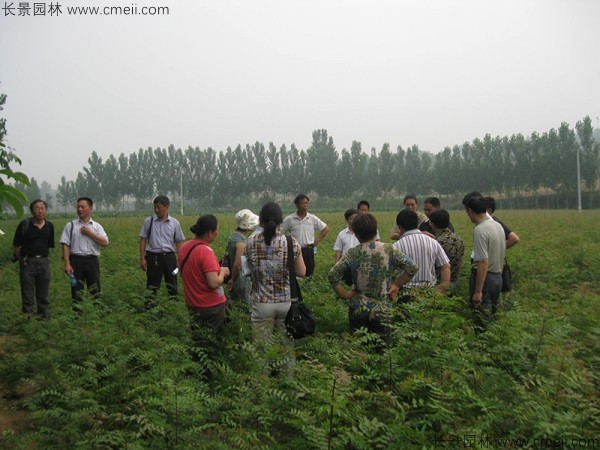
[227, 209, 259, 306]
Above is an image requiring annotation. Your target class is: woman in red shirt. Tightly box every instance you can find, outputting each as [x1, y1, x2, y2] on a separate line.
[179, 215, 230, 338]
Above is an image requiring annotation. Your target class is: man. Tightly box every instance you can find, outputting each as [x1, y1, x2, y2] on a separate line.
[429, 209, 464, 294]
[482, 196, 520, 292]
[390, 194, 427, 240]
[139, 195, 185, 305]
[393, 210, 450, 299]
[465, 196, 506, 323]
[280, 194, 329, 277]
[419, 196, 455, 236]
[356, 200, 380, 240]
[12, 199, 55, 319]
[60, 197, 109, 305]
[482, 196, 520, 249]
[333, 208, 359, 263]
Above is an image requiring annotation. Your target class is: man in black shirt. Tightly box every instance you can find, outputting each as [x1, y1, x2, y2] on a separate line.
[12, 199, 55, 319]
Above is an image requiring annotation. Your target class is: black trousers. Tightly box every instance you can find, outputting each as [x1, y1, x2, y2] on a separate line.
[301, 246, 315, 277]
[145, 252, 178, 296]
[70, 255, 101, 301]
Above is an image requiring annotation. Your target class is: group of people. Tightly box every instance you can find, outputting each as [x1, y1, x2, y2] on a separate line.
[12, 191, 519, 367]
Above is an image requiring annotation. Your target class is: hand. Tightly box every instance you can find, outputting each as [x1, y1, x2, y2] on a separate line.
[80, 224, 94, 238]
[220, 267, 230, 280]
[64, 265, 74, 276]
[387, 284, 399, 300]
[472, 291, 483, 305]
[140, 260, 147, 271]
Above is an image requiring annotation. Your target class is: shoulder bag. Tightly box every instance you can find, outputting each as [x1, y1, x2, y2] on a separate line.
[285, 236, 315, 339]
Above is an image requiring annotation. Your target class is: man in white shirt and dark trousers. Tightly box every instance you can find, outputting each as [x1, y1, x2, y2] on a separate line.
[60, 197, 109, 309]
[139, 195, 186, 308]
[281, 194, 330, 278]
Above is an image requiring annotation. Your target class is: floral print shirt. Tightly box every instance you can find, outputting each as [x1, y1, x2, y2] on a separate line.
[328, 241, 418, 310]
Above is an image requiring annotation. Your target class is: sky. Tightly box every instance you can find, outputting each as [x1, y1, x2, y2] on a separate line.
[1, 0, 599, 188]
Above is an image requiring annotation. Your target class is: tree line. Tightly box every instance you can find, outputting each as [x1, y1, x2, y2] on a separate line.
[17, 116, 600, 212]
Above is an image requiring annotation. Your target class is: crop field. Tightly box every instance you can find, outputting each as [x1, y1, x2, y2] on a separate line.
[0, 209, 599, 449]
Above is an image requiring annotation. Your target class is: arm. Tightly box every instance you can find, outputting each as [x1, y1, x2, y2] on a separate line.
[437, 263, 451, 294]
[387, 272, 413, 299]
[80, 224, 109, 247]
[314, 225, 330, 246]
[295, 249, 306, 278]
[230, 241, 246, 284]
[139, 238, 148, 271]
[62, 243, 73, 275]
[335, 250, 343, 263]
[506, 232, 520, 249]
[334, 283, 354, 300]
[205, 267, 230, 290]
[472, 260, 488, 305]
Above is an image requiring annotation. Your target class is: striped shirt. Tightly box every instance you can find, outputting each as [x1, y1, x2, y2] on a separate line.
[59, 218, 108, 256]
[393, 229, 449, 288]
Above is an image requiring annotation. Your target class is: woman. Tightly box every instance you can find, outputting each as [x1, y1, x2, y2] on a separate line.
[245, 202, 306, 375]
[179, 215, 230, 337]
[227, 209, 259, 305]
[328, 213, 418, 340]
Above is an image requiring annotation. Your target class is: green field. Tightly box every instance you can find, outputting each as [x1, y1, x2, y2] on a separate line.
[1, 210, 599, 449]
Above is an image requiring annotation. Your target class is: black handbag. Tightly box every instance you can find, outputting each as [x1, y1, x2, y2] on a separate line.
[284, 236, 315, 339]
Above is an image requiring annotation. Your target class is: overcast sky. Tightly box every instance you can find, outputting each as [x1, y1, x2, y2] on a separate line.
[1, 0, 599, 188]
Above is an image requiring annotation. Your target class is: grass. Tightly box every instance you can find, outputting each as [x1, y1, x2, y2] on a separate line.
[1, 209, 599, 449]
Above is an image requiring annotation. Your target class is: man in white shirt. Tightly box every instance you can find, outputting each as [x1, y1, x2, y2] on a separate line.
[333, 208, 359, 262]
[60, 197, 109, 306]
[281, 194, 329, 277]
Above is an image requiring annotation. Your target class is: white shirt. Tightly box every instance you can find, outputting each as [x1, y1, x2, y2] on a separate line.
[333, 227, 359, 255]
[280, 212, 327, 247]
[59, 218, 109, 256]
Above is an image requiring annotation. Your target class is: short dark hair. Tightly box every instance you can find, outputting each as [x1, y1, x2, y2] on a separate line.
[461, 191, 482, 208]
[466, 196, 488, 214]
[344, 208, 358, 220]
[29, 199, 48, 213]
[294, 194, 309, 206]
[424, 197, 440, 208]
[190, 214, 218, 236]
[352, 213, 378, 242]
[403, 194, 418, 205]
[429, 209, 450, 229]
[77, 197, 93, 207]
[396, 209, 419, 231]
[357, 200, 370, 210]
[482, 196, 496, 213]
[153, 195, 170, 206]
